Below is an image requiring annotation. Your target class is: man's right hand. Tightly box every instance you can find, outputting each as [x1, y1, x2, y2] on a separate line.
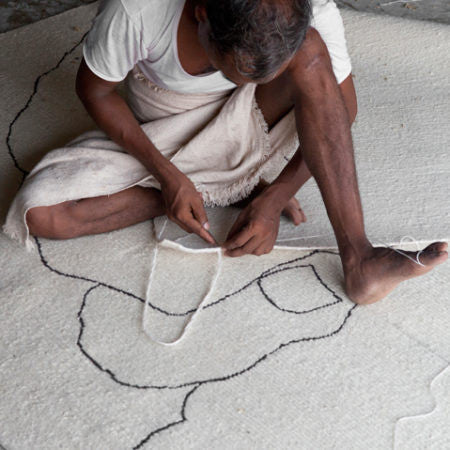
[75, 60, 215, 245]
[160, 170, 215, 245]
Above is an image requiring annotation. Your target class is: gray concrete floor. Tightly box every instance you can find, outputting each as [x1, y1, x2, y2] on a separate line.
[0, 0, 449, 33]
[0, 0, 95, 33]
[337, 0, 450, 25]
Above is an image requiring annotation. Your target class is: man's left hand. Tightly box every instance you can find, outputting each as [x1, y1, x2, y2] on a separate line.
[221, 193, 283, 257]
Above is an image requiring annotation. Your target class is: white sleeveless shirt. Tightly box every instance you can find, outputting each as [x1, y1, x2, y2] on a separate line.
[83, 0, 352, 94]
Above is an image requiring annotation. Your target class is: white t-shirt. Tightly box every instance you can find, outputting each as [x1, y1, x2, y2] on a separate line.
[83, 0, 352, 94]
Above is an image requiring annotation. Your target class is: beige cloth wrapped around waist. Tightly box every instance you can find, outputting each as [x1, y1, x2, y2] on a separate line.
[3, 66, 299, 251]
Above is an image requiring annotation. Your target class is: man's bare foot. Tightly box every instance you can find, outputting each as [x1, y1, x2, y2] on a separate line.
[343, 241, 448, 304]
[230, 180, 306, 226]
[281, 196, 306, 226]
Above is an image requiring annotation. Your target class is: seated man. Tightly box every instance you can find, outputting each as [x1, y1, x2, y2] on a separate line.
[6, 0, 447, 304]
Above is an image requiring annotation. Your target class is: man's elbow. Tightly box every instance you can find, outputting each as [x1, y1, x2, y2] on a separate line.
[75, 61, 90, 102]
[289, 27, 359, 124]
[287, 27, 341, 104]
[75, 58, 117, 103]
[289, 28, 333, 78]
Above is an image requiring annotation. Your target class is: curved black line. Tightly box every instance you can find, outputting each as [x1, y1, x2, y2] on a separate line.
[35, 236, 182, 317]
[37, 234, 337, 319]
[77, 282, 357, 390]
[205, 249, 330, 310]
[259, 249, 339, 278]
[75, 279, 357, 446]
[257, 263, 343, 314]
[6, 31, 89, 183]
[133, 384, 201, 449]
[131, 304, 358, 448]
[35, 236, 315, 316]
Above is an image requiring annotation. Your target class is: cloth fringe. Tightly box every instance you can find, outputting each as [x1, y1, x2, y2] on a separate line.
[2, 217, 36, 252]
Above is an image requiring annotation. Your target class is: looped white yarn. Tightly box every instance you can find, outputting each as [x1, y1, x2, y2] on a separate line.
[372, 235, 426, 267]
[142, 238, 223, 346]
[142, 219, 429, 346]
[277, 233, 428, 267]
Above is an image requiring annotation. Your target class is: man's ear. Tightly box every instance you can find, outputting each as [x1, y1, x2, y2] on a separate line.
[194, 4, 208, 23]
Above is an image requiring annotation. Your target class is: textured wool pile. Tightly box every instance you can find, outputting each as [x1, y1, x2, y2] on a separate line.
[1, 3, 449, 449]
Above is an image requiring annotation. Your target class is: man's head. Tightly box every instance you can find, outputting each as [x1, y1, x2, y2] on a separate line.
[195, 0, 312, 85]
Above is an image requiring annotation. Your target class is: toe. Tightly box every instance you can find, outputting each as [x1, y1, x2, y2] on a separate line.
[282, 199, 304, 226]
[283, 207, 302, 226]
[425, 241, 449, 253]
[299, 208, 307, 223]
[293, 207, 305, 226]
[418, 249, 448, 267]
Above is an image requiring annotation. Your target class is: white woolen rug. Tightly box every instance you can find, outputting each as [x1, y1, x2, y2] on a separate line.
[1, 3, 449, 449]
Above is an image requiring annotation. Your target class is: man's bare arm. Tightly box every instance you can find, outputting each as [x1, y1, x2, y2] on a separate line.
[222, 27, 447, 304]
[75, 59, 176, 183]
[268, 28, 371, 262]
[75, 59, 215, 244]
[260, 71, 357, 209]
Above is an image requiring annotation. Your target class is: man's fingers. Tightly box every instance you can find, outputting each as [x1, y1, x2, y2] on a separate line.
[224, 222, 241, 243]
[191, 199, 210, 230]
[253, 240, 273, 256]
[171, 217, 193, 235]
[223, 225, 255, 251]
[225, 235, 261, 257]
[169, 210, 214, 244]
[299, 207, 307, 223]
[223, 214, 249, 247]
[224, 210, 248, 239]
[183, 213, 215, 244]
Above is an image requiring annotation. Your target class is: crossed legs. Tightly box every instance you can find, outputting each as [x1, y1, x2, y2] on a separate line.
[25, 71, 355, 241]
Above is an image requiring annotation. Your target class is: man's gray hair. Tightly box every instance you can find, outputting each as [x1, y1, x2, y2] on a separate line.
[205, 0, 312, 80]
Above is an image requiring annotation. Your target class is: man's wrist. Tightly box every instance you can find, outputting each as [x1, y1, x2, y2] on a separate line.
[257, 181, 292, 211]
[152, 159, 179, 185]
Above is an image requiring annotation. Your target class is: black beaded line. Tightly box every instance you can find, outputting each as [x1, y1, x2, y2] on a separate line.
[76, 255, 354, 390]
[77, 285, 356, 448]
[257, 263, 343, 314]
[5, 31, 90, 186]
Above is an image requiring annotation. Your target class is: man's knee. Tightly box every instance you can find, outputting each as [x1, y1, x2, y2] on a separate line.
[26, 201, 83, 239]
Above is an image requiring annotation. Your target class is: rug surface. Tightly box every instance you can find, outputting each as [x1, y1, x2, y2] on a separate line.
[1, 3, 449, 449]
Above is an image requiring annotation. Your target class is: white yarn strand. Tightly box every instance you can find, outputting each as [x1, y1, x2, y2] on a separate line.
[277, 233, 427, 266]
[143, 217, 430, 346]
[372, 235, 426, 267]
[142, 229, 223, 346]
[380, 0, 423, 6]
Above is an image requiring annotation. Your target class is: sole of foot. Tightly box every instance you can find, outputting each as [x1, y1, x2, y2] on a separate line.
[344, 241, 448, 305]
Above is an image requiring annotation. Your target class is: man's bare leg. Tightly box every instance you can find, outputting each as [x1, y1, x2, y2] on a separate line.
[233, 70, 358, 225]
[26, 186, 166, 239]
[249, 28, 448, 304]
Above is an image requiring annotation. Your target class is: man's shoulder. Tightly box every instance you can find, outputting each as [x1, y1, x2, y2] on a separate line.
[119, 0, 181, 21]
